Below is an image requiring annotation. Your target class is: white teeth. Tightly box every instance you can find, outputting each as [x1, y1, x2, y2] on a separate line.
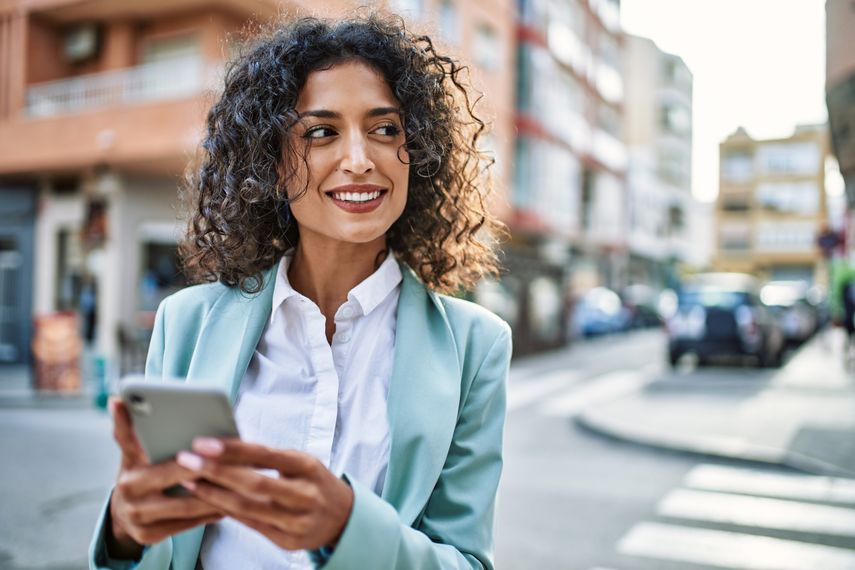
[332, 191, 382, 203]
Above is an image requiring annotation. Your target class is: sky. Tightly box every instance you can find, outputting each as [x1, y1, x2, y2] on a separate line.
[620, 0, 828, 202]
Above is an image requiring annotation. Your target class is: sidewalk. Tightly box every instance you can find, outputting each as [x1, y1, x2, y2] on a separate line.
[0, 363, 99, 409]
[577, 327, 855, 478]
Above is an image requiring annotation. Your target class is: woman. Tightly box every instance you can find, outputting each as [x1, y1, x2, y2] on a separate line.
[89, 13, 511, 570]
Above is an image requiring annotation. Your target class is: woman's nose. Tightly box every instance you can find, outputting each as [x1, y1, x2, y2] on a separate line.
[340, 132, 375, 175]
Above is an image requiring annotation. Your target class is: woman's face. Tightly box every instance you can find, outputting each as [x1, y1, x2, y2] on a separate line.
[285, 60, 409, 249]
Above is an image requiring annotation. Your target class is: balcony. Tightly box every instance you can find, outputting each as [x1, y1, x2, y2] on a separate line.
[26, 57, 216, 118]
[0, 57, 221, 176]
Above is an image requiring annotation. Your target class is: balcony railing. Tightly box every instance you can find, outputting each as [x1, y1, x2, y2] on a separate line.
[26, 57, 217, 118]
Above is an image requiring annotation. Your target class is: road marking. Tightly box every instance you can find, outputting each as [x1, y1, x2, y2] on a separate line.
[618, 521, 855, 570]
[537, 369, 652, 417]
[506, 370, 580, 411]
[657, 488, 855, 537]
[685, 463, 855, 505]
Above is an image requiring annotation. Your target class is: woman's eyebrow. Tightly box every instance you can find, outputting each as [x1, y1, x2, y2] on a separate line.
[296, 107, 401, 119]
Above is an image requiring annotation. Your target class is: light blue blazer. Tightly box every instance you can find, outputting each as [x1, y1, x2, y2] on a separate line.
[89, 263, 511, 569]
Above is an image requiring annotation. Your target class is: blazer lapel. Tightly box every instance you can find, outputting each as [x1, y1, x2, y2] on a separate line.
[172, 267, 276, 570]
[185, 266, 276, 402]
[382, 268, 462, 524]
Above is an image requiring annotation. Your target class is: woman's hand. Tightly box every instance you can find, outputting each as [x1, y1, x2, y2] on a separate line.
[175, 438, 354, 551]
[106, 398, 224, 559]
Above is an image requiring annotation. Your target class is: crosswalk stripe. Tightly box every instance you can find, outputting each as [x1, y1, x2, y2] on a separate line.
[685, 463, 855, 505]
[618, 521, 855, 570]
[657, 488, 855, 537]
[506, 370, 580, 411]
[538, 370, 650, 417]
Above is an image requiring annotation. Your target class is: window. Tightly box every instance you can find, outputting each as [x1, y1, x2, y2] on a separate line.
[668, 205, 684, 233]
[719, 223, 751, 251]
[473, 24, 500, 70]
[721, 194, 751, 212]
[581, 169, 594, 231]
[755, 182, 820, 214]
[513, 138, 533, 208]
[139, 242, 186, 312]
[755, 221, 817, 252]
[660, 103, 691, 136]
[722, 151, 754, 183]
[438, 0, 458, 43]
[598, 104, 621, 138]
[389, 0, 424, 20]
[756, 142, 821, 176]
[141, 33, 200, 64]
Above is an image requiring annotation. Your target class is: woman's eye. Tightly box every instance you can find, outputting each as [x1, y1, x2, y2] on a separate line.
[304, 126, 336, 139]
[375, 124, 402, 137]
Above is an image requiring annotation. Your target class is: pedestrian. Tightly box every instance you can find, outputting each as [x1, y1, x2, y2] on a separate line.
[841, 277, 855, 362]
[89, 12, 512, 570]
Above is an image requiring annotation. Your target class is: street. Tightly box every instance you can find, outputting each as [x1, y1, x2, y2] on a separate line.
[2, 330, 855, 569]
[497, 329, 855, 570]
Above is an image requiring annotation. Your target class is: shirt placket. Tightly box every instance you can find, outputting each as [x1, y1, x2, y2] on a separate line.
[299, 299, 339, 469]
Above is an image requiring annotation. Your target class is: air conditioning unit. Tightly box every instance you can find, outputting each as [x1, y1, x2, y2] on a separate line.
[64, 23, 100, 63]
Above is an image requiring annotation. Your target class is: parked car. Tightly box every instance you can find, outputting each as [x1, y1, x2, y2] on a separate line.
[571, 286, 631, 338]
[667, 273, 785, 367]
[622, 284, 664, 329]
[760, 281, 819, 347]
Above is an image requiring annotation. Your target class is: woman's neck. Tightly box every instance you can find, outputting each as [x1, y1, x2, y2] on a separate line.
[287, 236, 388, 319]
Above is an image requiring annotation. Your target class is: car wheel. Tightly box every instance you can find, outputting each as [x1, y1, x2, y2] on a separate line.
[758, 347, 783, 368]
[669, 350, 681, 367]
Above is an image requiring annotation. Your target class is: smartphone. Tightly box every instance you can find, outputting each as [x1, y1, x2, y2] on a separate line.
[119, 378, 240, 494]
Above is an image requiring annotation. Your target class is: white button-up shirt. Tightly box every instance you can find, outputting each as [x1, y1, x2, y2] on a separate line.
[199, 251, 402, 569]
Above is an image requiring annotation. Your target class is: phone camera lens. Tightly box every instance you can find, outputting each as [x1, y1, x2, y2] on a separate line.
[129, 394, 145, 405]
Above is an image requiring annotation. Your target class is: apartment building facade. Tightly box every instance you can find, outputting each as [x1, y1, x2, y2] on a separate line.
[622, 34, 694, 288]
[715, 124, 830, 284]
[0, 0, 515, 368]
[508, 0, 625, 351]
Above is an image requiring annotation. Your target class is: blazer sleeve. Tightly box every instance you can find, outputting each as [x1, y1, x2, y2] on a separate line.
[317, 323, 512, 570]
[88, 300, 175, 570]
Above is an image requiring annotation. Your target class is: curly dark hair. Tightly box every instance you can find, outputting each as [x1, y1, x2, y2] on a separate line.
[180, 12, 506, 295]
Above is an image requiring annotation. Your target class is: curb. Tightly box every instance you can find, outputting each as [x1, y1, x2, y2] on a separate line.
[575, 410, 855, 479]
[0, 390, 98, 410]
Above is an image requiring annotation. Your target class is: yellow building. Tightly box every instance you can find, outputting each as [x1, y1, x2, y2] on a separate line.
[715, 124, 830, 284]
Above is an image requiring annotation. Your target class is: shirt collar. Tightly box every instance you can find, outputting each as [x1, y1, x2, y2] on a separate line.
[271, 250, 402, 317]
[347, 252, 402, 317]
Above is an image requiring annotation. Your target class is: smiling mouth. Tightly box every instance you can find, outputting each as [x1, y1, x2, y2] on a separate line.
[324, 187, 388, 213]
[326, 189, 386, 203]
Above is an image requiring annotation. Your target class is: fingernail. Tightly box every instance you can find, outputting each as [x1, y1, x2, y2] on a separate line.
[182, 480, 197, 491]
[193, 437, 224, 455]
[177, 451, 204, 471]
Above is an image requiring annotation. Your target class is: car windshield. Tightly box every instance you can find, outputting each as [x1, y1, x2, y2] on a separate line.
[679, 288, 748, 309]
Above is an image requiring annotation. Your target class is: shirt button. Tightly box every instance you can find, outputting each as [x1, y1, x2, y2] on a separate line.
[340, 306, 354, 319]
[338, 333, 351, 343]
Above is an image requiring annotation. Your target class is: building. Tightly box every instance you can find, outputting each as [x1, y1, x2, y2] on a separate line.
[622, 34, 694, 288]
[714, 124, 831, 284]
[0, 0, 515, 371]
[505, 0, 625, 352]
[826, 0, 855, 213]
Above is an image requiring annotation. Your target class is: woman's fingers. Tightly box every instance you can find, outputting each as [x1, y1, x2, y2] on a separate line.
[231, 513, 307, 551]
[125, 513, 223, 546]
[177, 452, 314, 511]
[188, 480, 310, 536]
[191, 438, 316, 477]
[109, 397, 147, 469]
[116, 459, 202, 499]
[124, 495, 223, 526]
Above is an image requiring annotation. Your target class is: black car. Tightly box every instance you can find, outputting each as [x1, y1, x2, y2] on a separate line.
[667, 273, 785, 367]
